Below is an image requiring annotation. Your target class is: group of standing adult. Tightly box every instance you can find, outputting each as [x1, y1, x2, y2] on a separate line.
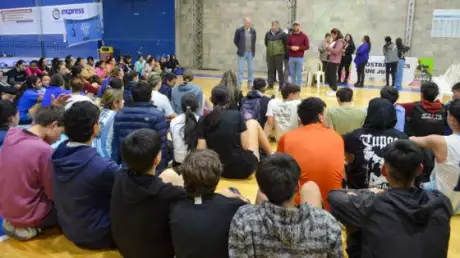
[233, 17, 410, 94]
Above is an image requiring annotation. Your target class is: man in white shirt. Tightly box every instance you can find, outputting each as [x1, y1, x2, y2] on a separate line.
[264, 83, 301, 140]
[147, 74, 176, 120]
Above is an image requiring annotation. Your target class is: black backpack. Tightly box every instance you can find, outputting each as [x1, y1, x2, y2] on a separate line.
[405, 102, 446, 137]
[240, 96, 262, 122]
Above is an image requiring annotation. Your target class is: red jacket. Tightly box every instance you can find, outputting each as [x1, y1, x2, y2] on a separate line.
[287, 32, 309, 58]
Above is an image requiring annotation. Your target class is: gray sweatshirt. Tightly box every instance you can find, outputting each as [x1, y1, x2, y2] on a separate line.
[382, 42, 399, 63]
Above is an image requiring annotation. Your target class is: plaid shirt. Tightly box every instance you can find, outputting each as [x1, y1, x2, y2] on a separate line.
[228, 202, 344, 258]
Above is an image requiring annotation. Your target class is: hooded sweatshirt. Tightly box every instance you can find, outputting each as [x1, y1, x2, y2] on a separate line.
[228, 202, 343, 257]
[111, 171, 186, 258]
[328, 188, 453, 258]
[0, 128, 53, 228]
[383, 42, 399, 63]
[52, 141, 120, 249]
[171, 82, 203, 115]
[401, 100, 446, 137]
[344, 98, 407, 189]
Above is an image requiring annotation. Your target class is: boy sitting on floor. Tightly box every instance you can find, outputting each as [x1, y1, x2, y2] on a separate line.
[0, 106, 64, 240]
[52, 101, 120, 249]
[111, 129, 185, 258]
[170, 149, 247, 258]
[329, 140, 453, 258]
[229, 153, 343, 257]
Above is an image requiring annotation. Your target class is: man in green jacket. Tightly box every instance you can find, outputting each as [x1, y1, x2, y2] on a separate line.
[265, 21, 287, 90]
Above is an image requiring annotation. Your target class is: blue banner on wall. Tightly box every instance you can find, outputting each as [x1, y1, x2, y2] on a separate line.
[64, 14, 102, 47]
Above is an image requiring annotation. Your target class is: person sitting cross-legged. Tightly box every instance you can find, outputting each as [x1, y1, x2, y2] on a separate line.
[0, 106, 64, 240]
[410, 98, 460, 214]
[52, 101, 120, 249]
[380, 86, 405, 132]
[171, 70, 203, 115]
[240, 78, 272, 128]
[147, 73, 176, 120]
[400, 82, 446, 137]
[229, 153, 344, 257]
[344, 98, 407, 189]
[112, 81, 170, 173]
[325, 87, 367, 135]
[197, 86, 272, 179]
[170, 149, 248, 258]
[277, 97, 344, 210]
[111, 129, 185, 258]
[0, 100, 19, 147]
[328, 140, 453, 258]
[264, 83, 301, 141]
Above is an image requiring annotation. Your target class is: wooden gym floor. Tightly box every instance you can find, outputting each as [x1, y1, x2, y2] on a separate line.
[0, 70, 459, 258]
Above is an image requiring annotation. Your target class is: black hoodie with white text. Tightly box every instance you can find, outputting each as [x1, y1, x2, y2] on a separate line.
[344, 98, 407, 189]
[328, 187, 453, 258]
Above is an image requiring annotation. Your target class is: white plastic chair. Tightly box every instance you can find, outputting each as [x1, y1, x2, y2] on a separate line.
[302, 59, 325, 92]
[435, 63, 460, 101]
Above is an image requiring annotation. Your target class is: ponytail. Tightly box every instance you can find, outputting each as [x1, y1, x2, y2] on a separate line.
[180, 93, 199, 151]
[183, 106, 198, 151]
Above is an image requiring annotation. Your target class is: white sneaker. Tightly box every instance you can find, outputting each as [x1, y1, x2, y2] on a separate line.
[2, 219, 41, 241]
[326, 90, 336, 97]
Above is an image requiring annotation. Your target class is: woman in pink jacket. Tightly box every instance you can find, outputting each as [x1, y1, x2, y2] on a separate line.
[325, 28, 345, 96]
[25, 61, 44, 77]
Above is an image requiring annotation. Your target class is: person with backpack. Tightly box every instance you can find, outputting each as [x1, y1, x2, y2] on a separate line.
[240, 78, 272, 128]
[400, 82, 446, 137]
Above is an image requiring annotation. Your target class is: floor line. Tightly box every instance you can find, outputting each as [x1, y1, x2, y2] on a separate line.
[193, 73, 420, 93]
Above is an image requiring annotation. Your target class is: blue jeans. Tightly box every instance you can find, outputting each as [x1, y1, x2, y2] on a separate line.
[237, 52, 254, 87]
[395, 59, 405, 90]
[289, 57, 304, 86]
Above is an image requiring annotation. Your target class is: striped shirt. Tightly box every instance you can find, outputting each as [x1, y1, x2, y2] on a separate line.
[93, 109, 116, 159]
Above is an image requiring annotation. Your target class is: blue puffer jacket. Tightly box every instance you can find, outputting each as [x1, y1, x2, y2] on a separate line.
[112, 102, 169, 173]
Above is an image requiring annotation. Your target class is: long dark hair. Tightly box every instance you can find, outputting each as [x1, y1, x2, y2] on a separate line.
[74, 57, 83, 67]
[180, 93, 199, 151]
[364, 35, 371, 52]
[25, 75, 39, 90]
[203, 86, 229, 131]
[15, 75, 39, 103]
[395, 37, 404, 51]
[38, 57, 47, 69]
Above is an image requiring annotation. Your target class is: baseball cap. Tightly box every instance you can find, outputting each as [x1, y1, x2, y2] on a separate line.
[293, 20, 300, 25]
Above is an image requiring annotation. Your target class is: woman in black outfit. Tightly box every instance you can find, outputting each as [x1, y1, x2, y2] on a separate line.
[196, 86, 272, 179]
[337, 34, 355, 84]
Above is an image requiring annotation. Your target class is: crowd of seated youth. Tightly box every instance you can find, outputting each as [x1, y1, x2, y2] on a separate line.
[0, 54, 459, 258]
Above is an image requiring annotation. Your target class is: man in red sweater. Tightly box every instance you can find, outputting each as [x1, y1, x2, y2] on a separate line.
[287, 21, 309, 87]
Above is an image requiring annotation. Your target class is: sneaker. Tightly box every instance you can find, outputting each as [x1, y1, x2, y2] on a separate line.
[326, 90, 336, 97]
[2, 219, 41, 241]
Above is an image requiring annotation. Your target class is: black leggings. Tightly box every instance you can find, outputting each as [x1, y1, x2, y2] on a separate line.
[385, 62, 398, 86]
[338, 55, 352, 82]
[325, 62, 339, 91]
[356, 61, 367, 84]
